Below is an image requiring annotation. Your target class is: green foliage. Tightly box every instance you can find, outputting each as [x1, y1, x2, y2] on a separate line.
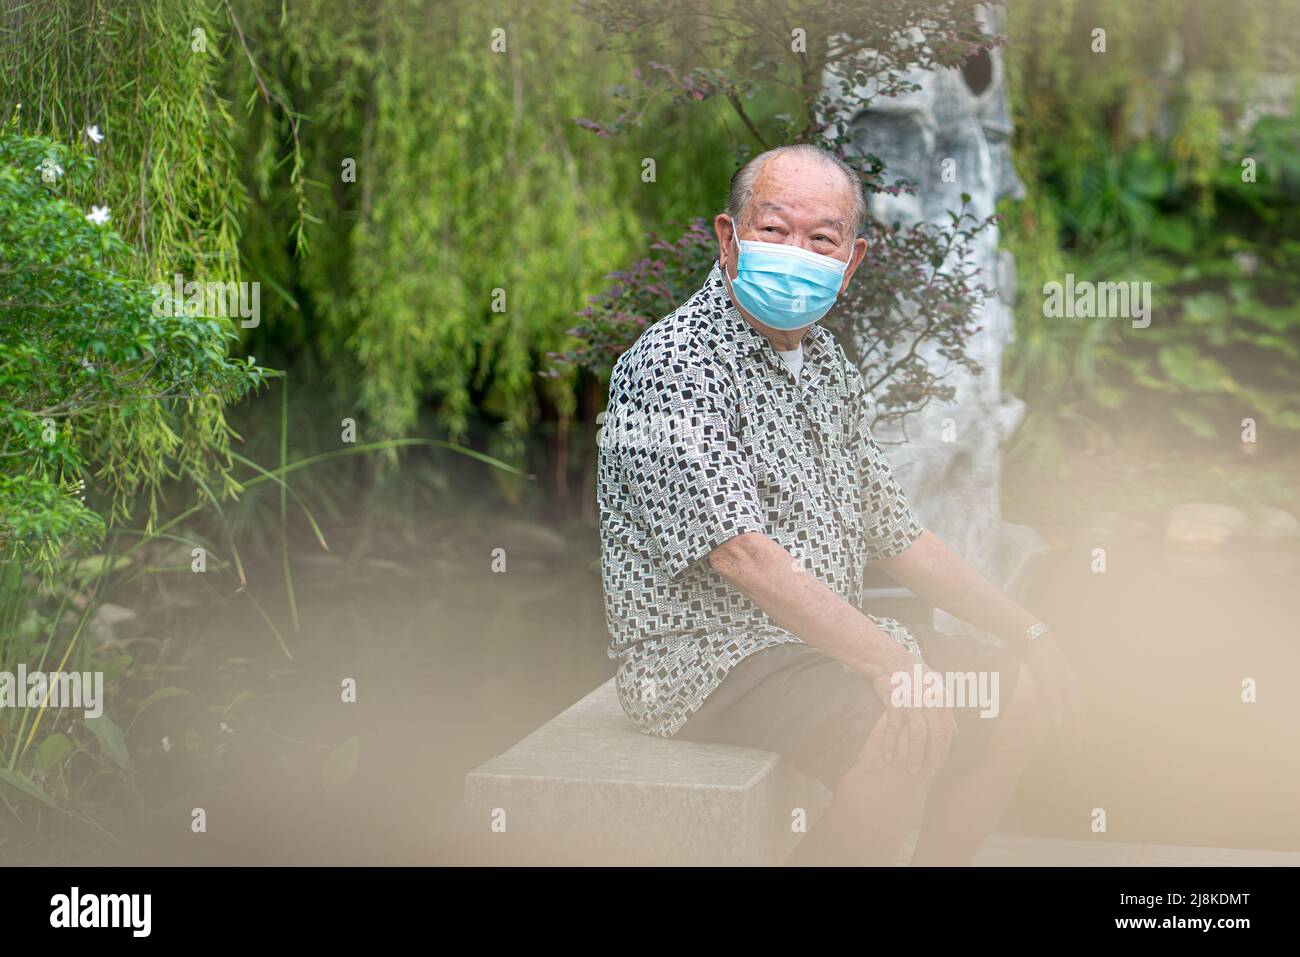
[1, 2, 563, 847]
[5, 0, 649, 468]
[1003, 0, 1300, 468]
[227, 0, 651, 452]
[0, 126, 270, 845]
[0, 132, 271, 563]
[0, 0, 246, 281]
[0, 405, 522, 858]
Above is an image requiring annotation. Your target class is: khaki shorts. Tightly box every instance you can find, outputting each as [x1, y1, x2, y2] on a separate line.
[674, 622, 1022, 791]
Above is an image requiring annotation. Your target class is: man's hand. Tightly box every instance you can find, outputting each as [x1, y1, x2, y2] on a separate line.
[870, 667, 960, 775]
[1024, 633, 1085, 741]
[876, 532, 1088, 747]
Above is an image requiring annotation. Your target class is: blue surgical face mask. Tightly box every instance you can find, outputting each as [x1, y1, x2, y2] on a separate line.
[725, 215, 851, 330]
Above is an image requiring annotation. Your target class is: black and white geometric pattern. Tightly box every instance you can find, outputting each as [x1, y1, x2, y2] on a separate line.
[598, 262, 925, 737]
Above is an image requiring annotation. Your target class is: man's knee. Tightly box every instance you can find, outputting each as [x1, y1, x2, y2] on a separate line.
[990, 661, 1051, 755]
[841, 714, 929, 806]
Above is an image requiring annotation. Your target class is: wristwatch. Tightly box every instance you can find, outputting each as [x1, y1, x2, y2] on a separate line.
[1024, 622, 1052, 644]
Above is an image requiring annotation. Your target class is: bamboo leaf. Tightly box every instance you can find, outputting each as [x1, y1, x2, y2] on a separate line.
[84, 714, 132, 773]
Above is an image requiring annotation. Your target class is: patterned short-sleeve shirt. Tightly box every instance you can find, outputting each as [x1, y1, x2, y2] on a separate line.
[598, 262, 925, 737]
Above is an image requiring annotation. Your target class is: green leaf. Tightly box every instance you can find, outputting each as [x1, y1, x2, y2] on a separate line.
[35, 732, 74, 771]
[1122, 146, 1170, 199]
[1156, 344, 1236, 394]
[1147, 213, 1195, 255]
[0, 767, 57, 807]
[1180, 292, 1228, 325]
[84, 713, 132, 772]
[1170, 405, 1219, 439]
[1092, 383, 1128, 410]
[100, 652, 133, 684]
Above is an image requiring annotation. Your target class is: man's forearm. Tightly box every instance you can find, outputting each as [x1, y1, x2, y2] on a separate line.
[709, 531, 916, 679]
[874, 529, 1042, 648]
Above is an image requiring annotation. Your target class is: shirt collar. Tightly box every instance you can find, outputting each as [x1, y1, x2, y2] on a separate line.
[703, 261, 833, 365]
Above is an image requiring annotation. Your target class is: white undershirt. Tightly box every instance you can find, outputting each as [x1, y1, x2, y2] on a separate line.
[774, 345, 804, 385]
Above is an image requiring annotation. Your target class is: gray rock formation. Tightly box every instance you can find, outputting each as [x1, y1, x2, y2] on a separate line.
[833, 7, 1046, 632]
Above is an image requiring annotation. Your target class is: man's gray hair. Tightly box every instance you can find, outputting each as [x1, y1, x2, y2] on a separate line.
[725, 144, 868, 238]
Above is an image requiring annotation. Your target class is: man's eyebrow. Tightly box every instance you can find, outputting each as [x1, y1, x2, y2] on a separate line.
[755, 203, 846, 231]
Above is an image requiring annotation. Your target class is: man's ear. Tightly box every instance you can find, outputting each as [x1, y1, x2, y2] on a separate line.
[840, 235, 869, 292]
[714, 212, 737, 274]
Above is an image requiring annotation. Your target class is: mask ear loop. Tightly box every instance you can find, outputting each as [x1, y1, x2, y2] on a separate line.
[726, 214, 742, 275]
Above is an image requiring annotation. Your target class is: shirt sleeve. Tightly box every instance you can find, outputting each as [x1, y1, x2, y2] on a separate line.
[608, 348, 766, 580]
[846, 369, 924, 561]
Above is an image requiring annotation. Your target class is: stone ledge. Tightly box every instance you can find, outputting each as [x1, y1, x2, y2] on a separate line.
[462, 678, 831, 866]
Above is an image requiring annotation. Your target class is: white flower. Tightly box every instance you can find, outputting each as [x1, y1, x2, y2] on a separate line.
[37, 157, 63, 183]
[86, 205, 111, 225]
[85, 124, 104, 144]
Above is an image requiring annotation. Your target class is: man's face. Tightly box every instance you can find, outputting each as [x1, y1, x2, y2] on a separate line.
[716, 153, 868, 297]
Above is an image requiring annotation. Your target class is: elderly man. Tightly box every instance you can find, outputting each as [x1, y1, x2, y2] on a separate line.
[597, 143, 1080, 866]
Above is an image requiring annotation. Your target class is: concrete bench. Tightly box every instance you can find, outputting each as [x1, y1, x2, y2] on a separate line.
[461, 678, 833, 866]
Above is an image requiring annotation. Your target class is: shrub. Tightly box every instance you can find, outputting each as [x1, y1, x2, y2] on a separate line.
[0, 131, 270, 566]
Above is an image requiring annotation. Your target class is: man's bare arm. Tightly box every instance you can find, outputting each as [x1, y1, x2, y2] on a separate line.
[871, 529, 1040, 647]
[708, 531, 915, 679]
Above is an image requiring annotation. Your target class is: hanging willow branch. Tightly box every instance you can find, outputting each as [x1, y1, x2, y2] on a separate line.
[221, 0, 314, 254]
